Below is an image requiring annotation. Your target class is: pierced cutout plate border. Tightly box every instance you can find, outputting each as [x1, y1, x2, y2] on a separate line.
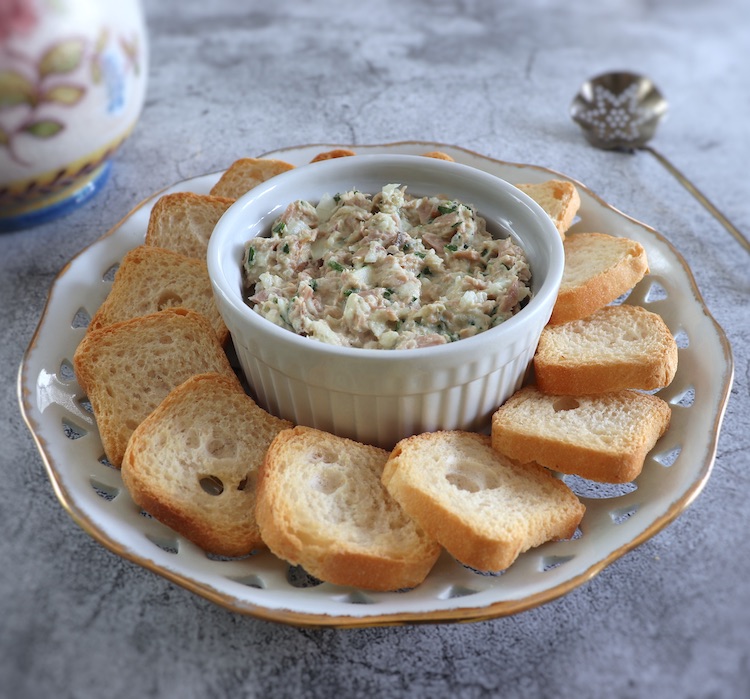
[18, 142, 734, 627]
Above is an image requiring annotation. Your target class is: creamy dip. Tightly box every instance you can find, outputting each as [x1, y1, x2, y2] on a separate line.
[242, 184, 531, 350]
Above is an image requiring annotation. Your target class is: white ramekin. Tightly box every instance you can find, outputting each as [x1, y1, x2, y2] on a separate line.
[208, 154, 563, 449]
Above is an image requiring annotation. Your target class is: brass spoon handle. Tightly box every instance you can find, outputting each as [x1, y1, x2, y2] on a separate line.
[640, 145, 750, 254]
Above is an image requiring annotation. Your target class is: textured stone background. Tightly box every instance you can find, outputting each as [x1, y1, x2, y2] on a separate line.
[2, 1, 748, 697]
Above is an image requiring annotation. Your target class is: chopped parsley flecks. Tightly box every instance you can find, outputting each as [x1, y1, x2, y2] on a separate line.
[437, 203, 458, 215]
[241, 184, 531, 349]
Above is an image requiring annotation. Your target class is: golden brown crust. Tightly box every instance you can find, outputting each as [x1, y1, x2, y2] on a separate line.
[254, 429, 304, 564]
[88, 245, 229, 344]
[73, 309, 238, 467]
[382, 431, 584, 572]
[382, 468, 521, 572]
[494, 432, 643, 484]
[256, 426, 440, 591]
[515, 180, 581, 239]
[309, 148, 357, 162]
[209, 158, 295, 199]
[535, 357, 677, 396]
[534, 305, 678, 394]
[491, 387, 671, 483]
[550, 233, 649, 325]
[145, 192, 234, 260]
[421, 151, 455, 161]
[124, 465, 264, 556]
[122, 373, 290, 557]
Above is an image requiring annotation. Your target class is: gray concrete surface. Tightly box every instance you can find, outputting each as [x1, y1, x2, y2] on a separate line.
[2, 1, 749, 697]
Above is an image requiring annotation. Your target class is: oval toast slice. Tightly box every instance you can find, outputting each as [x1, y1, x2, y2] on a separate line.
[550, 232, 649, 324]
[534, 304, 678, 394]
[382, 431, 585, 573]
[256, 426, 441, 591]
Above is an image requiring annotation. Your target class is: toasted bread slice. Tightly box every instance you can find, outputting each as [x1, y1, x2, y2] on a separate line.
[550, 232, 649, 324]
[256, 426, 441, 591]
[209, 158, 295, 199]
[145, 192, 234, 260]
[515, 180, 581, 239]
[73, 308, 239, 467]
[310, 148, 356, 162]
[421, 151, 455, 161]
[88, 245, 228, 343]
[491, 386, 671, 484]
[382, 431, 585, 572]
[122, 373, 292, 557]
[534, 304, 678, 394]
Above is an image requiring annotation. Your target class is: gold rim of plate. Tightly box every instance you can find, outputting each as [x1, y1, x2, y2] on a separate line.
[18, 141, 735, 628]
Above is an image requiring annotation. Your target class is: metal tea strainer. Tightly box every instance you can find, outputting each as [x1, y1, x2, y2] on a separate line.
[571, 71, 749, 254]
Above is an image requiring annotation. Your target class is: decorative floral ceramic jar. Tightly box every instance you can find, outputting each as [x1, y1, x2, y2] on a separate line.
[0, 0, 148, 230]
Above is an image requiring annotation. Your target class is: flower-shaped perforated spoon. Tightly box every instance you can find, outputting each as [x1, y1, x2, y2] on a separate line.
[571, 71, 749, 254]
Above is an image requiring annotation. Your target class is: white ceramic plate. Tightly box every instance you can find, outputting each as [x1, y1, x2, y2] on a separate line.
[19, 142, 733, 627]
